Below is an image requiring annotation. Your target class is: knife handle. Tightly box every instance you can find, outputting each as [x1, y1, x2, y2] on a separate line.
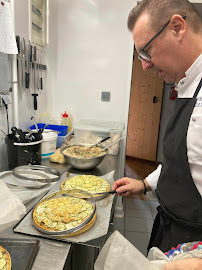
[109, 190, 117, 194]
[40, 77, 43, 90]
[30, 45, 33, 63]
[25, 72, 29, 88]
[34, 46, 37, 62]
[16, 35, 20, 54]
[32, 93, 38, 110]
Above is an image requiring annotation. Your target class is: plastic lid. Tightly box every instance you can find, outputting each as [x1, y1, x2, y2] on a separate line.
[61, 111, 68, 118]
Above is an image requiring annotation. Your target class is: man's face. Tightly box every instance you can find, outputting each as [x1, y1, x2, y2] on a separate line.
[133, 13, 180, 84]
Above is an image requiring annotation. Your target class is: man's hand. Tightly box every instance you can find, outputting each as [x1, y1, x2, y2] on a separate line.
[112, 177, 151, 197]
[163, 258, 202, 270]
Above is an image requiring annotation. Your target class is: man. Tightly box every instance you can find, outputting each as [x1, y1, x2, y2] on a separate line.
[112, 0, 202, 254]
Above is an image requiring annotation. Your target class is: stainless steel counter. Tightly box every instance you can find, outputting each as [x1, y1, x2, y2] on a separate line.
[0, 142, 125, 270]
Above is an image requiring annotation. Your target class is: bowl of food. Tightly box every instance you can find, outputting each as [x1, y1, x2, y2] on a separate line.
[60, 144, 108, 170]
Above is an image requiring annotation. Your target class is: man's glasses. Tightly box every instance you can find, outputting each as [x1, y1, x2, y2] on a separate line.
[138, 16, 187, 62]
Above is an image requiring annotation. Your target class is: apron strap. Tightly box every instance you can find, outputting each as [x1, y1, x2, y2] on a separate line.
[193, 77, 202, 98]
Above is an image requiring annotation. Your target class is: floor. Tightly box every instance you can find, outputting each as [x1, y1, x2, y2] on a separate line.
[119, 156, 160, 256]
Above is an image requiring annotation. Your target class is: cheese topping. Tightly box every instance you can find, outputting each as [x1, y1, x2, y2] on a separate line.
[33, 197, 94, 232]
[61, 175, 110, 196]
[63, 145, 107, 158]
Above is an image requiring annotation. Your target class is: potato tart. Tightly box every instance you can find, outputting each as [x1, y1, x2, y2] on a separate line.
[61, 175, 111, 197]
[0, 246, 11, 270]
[33, 197, 95, 235]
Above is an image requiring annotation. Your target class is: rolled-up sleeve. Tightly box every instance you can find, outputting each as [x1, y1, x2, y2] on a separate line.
[146, 164, 162, 191]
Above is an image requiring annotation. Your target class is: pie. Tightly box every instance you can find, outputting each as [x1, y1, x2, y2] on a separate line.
[62, 145, 107, 158]
[33, 197, 95, 236]
[0, 246, 11, 270]
[61, 175, 111, 197]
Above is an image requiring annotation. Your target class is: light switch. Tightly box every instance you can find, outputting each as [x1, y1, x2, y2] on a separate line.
[101, 91, 110, 102]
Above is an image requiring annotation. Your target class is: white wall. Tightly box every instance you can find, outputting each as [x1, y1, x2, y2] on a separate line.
[48, 0, 135, 125]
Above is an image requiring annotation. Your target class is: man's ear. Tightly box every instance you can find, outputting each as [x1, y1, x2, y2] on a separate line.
[170, 14, 186, 37]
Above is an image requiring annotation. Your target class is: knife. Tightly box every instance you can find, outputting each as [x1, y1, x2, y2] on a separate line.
[16, 35, 22, 94]
[21, 38, 26, 89]
[39, 55, 43, 90]
[32, 46, 38, 110]
[25, 41, 30, 89]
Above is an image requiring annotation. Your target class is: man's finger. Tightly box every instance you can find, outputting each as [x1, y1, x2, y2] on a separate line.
[112, 178, 128, 190]
[116, 185, 130, 194]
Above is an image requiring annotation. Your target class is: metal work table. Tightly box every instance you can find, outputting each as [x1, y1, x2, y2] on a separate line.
[0, 141, 125, 270]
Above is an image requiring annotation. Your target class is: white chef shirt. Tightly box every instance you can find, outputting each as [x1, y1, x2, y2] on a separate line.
[146, 54, 202, 196]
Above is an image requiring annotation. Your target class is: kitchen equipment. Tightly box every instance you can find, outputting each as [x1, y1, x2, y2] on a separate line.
[39, 55, 43, 90]
[0, 165, 61, 204]
[32, 46, 38, 110]
[14, 170, 115, 244]
[85, 136, 110, 150]
[31, 116, 38, 131]
[61, 145, 108, 170]
[5, 134, 43, 170]
[25, 40, 30, 90]
[30, 123, 68, 136]
[21, 37, 26, 88]
[13, 165, 60, 184]
[16, 35, 22, 98]
[32, 189, 96, 236]
[0, 239, 40, 270]
[11, 126, 26, 142]
[92, 189, 116, 196]
[102, 135, 126, 151]
[74, 120, 125, 155]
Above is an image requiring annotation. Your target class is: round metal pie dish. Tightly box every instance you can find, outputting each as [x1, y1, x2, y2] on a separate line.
[32, 189, 96, 236]
[60, 145, 108, 170]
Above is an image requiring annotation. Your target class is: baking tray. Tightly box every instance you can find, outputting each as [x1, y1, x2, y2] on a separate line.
[0, 238, 40, 270]
[13, 171, 115, 244]
[32, 189, 96, 236]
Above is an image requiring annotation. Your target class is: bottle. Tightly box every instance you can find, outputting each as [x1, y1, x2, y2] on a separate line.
[61, 111, 72, 133]
[61, 111, 73, 132]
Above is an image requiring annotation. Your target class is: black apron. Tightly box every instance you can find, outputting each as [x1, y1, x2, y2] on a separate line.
[148, 78, 202, 253]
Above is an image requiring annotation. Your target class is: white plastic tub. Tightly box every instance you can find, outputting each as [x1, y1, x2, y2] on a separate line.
[41, 130, 58, 159]
[74, 120, 125, 155]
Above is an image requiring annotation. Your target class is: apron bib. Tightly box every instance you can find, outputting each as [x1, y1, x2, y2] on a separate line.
[148, 78, 202, 252]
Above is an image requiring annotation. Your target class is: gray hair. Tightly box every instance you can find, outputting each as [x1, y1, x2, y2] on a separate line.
[128, 0, 202, 33]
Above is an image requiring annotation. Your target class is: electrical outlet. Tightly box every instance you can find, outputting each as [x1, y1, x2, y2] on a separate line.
[101, 91, 111, 102]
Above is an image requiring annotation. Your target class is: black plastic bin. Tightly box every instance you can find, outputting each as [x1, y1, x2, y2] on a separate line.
[5, 134, 43, 170]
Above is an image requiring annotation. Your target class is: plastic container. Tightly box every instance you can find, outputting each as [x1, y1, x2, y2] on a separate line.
[74, 120, 125, 155]
[40, 130, 58, 160]
[56, 129, 74, 148]
[30, 123, 68, 136]
[5, 134, 43, 170]
[30, 123, 68, 148]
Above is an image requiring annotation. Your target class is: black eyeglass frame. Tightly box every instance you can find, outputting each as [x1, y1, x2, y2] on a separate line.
[138, 15, 187, 62]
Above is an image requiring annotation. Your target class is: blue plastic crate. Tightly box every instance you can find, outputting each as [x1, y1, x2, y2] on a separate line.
[30, 123, 68, 136]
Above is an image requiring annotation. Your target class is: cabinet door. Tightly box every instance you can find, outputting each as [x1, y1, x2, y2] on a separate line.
[126, 51, 164, 161]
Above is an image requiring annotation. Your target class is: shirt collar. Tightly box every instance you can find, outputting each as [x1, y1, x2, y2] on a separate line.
[175, 54, 202, 98]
